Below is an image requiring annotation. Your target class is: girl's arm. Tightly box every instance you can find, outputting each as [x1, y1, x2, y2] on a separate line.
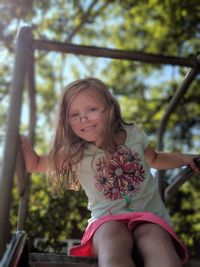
[144, 144, 200, 172]
[20, 136, 48, 173]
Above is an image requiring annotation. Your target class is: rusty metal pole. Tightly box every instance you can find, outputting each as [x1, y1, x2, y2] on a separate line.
[0, 26, 33, 258]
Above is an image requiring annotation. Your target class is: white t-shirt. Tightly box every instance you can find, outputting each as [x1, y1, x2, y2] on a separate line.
[76, 124, 171, 225]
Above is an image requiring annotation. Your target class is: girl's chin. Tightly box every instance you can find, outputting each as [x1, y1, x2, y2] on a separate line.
[85, 138, 98, 143]
[80, 136, 97, 143]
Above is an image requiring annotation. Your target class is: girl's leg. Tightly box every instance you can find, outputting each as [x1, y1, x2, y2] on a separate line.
[133, 223, 182, 267]
[92, 220, 136, 267]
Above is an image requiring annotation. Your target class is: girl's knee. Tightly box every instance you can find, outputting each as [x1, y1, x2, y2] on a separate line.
[133, 222, 169, 241]
[133, 223, 172, 256]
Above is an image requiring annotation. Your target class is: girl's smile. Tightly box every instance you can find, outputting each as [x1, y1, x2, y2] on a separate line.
[81, 125, 96, 132]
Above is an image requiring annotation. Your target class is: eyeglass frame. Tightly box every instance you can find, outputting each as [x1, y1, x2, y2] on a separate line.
[68, 108, 106, 125]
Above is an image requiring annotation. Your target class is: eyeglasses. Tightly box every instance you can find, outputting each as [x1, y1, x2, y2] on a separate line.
[69, 109, 105, 125]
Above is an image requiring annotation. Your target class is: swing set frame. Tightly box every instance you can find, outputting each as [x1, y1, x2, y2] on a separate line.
[0, 26, 199, 261]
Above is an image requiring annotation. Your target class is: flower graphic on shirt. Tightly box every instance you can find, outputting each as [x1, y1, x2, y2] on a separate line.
[95, 146, 145, 200]
[104, 186, 122, 200]
[95, 169, 114, 192]
[114, 145, 141, 164]
[122, 180, 141, 197]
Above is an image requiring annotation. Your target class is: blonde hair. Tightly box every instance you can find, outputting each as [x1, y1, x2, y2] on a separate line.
[48, 77, 129, 196]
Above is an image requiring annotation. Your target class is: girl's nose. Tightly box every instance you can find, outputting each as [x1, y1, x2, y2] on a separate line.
[80, 115, 88, 122]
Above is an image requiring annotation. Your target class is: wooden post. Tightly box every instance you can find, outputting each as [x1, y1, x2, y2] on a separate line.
[0, 26, 33, 258]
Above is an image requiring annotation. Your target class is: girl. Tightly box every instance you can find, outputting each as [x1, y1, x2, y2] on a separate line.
[21, 77, 200, 267]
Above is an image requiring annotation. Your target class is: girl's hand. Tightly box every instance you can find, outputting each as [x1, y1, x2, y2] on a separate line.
[183, 155, 200, 173]
[20, 135, 39, 172]
[20, 135, 32, 148]
[20, 135, 48, 173]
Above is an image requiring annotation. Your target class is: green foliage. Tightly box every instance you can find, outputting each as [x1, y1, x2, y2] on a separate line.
[167, 174, 200, 257]
[1, 0, 200, 256]
[11, 173, 89, 252]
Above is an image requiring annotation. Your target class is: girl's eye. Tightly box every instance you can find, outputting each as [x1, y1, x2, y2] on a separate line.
[70, 113, 79, 118]
[90, 107, 98, 111]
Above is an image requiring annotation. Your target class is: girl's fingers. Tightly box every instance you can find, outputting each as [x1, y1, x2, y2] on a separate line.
[20, 135, 30, 146]
[193, 157, 200, 172]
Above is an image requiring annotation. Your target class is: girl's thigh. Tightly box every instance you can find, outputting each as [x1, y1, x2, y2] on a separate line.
[92, 220, 133, 256]
[133, 222, 174, 249]
[132, 223, 181, 266]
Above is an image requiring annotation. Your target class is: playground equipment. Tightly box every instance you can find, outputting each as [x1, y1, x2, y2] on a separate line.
[0, 26, 199, 266]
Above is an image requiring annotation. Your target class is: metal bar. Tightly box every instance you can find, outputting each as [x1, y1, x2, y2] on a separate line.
[17, 42, 36, 232]
[16, 147, 29, 231]
[0, 26, 33, 258]
[34, 39, 199, 68]
[27, 47, 36, 146]
[156, 57, 200, 197]
[164, 157, 200, 202]
[0, 231, 28, 267]
[157, 64, 200, 149]
[164, 168, 192, 202]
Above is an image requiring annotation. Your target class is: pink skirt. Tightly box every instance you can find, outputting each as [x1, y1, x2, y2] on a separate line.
[69, 212, 188, 264]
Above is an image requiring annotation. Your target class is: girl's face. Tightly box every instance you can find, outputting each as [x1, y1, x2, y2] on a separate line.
[68, 89, 106, 145]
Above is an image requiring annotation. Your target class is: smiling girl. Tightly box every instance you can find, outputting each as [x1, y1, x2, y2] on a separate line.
[21, 77, 200, 267]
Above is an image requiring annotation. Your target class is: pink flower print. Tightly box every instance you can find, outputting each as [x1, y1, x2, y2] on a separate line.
[95, 157, 107, 172]
[108, 162, 127, 189]
[122, 180, 141, 197]
[94, 146, 146, 201]
[113, 147, 141, 173]
[127, 152, 141, 164]
[104, 186, 121, 200]
[95, 170, 114, 192]
[132, 164, 145, 183]
[114, 145, 127, 156]
[109, 157, 125, 177]
[109, 154, 135, 176]
[117, 146, 141, 164]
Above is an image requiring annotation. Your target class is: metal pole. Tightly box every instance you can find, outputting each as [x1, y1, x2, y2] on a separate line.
[34, 39, 199, 68]
[156, 56, 200, 198]
[17, 44, 36, 231]
[0, 26, 33, 258]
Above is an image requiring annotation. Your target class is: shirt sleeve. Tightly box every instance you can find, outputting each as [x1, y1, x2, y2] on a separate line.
[133, 124, 149, 150]
[140, 127, 149, 150]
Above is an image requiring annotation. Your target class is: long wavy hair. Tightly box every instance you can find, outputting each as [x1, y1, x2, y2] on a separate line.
[48, 77, 129, 196]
